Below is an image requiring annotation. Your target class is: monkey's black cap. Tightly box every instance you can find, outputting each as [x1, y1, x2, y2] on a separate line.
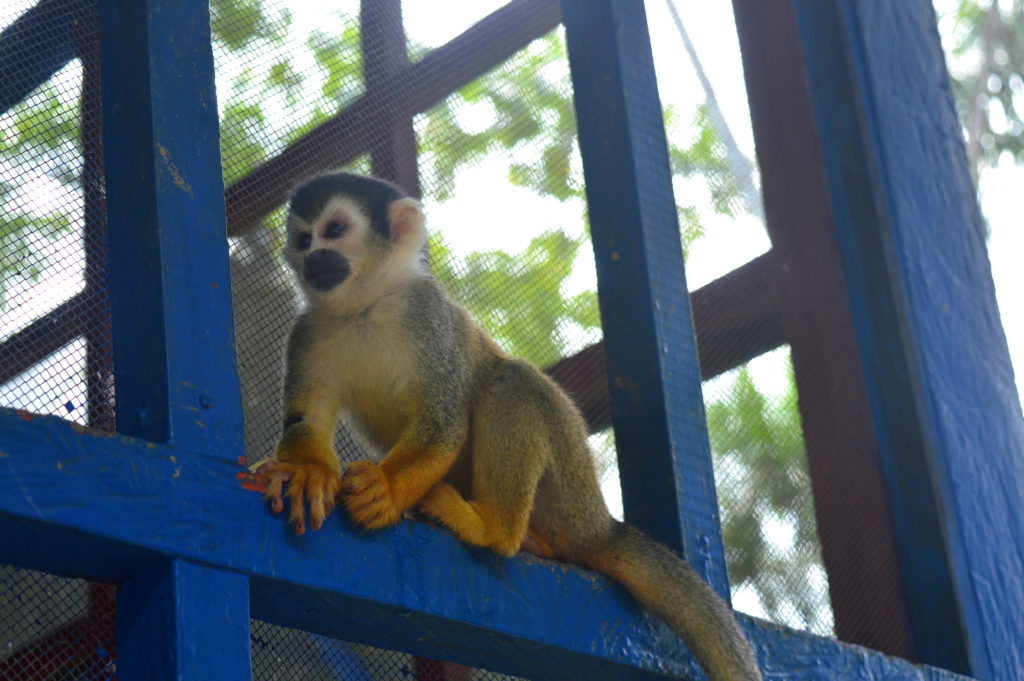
[289, 172, 407, 241]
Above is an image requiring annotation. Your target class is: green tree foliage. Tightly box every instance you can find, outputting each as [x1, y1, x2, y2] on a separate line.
[0, 80, 78, 306]
[417, 33, 573, 202]
[936, 0, 1024, 178]
[430, 230, 599, 368]
[0, 1, 805, 625]
[706, 363, 830, 631]
[212, 5, 364, 184]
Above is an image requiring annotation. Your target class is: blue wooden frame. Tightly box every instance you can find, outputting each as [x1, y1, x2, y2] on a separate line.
[563, 0, 729, 599]
[790, 1, 1024, 677]
[0, 0, 1020, 679]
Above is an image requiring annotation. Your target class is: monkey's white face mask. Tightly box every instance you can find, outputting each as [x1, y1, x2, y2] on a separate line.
[284, 194, 427, 314]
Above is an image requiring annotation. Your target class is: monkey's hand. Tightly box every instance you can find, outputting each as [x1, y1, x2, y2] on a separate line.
[259, 426, 341, 535]
[340, 460, 402, 530]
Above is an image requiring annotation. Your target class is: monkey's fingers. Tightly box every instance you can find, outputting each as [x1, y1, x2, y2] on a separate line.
[285, 470, 309, 535]
[341, 460, 400, 530]
[306, 469, 340, 531]
[341, 460, 382, 494]
[258, 463, 294, 515]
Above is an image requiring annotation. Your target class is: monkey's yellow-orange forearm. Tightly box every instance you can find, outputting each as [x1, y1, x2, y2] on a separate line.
[379, 434, 465, 513]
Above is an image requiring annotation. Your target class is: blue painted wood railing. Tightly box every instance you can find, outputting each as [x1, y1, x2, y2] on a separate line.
[0, 0, 1021, 679]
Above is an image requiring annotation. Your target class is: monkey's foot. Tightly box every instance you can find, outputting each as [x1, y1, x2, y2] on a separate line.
[341, 460, 401, 530]
[521, 529, 556, 560]
[256, 460, 340, 535]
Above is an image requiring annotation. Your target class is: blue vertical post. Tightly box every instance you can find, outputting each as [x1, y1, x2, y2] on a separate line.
[99, 0, 242, 458]
[561, 0, 729, 598]
[117, 560, 251, 680]
[98, 0, 250, 676]
[790, 0, 1024, 677]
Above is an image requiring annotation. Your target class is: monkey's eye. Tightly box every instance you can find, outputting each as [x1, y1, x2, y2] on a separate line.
[323, 221, 348, 239]
[295, 232, 312, 250]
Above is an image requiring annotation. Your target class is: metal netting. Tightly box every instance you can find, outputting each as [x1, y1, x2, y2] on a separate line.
[0, 2, 117, 673]
[646, 0, 832, 635]
[0, 565, 116, 680]
[0, 0, 114, 432]
[0, 0, 835, 675]
[252, 620, 525, 681]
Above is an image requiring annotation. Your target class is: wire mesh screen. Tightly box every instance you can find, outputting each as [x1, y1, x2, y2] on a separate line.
[0, 565, 116, 680]
[252, 619, 524, 681]
[645, 1, 833, 635]
[0, 2, 118, 678]
[0, 0, 114, 432]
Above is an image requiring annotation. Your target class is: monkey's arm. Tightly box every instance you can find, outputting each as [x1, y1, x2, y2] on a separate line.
[342, 412, 467, 531]
[260, 323, 344, 534]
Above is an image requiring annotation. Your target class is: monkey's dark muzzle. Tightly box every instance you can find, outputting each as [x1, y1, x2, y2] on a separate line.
[303, 250, 350, 291]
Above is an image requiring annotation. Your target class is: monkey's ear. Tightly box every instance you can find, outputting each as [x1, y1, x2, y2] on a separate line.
[388, 197, 425, 243]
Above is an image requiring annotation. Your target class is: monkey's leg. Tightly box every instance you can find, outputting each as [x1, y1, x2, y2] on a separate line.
[342, 422, 467, 531]
[419, 482, 543, 558]
[261, 383, 342, 534]
[419, 381, 549, 557]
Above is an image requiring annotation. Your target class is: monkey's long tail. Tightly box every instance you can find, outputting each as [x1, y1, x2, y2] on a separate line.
[582, 520, 762, 681]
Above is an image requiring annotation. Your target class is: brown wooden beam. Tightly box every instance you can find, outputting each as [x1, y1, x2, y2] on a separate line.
[732, 0, 915, 659]
[691, 251, 783, 379]
[546, 252, 783, 432]
[225, 0, 561, 235]
[0, 294, 88, 385]
[361, 0, 420, 197]
[3, 250, 782, 430]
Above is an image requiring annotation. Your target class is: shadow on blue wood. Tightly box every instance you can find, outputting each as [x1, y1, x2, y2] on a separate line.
[117, 559, 251, 680]
[0, 410, 975, 681]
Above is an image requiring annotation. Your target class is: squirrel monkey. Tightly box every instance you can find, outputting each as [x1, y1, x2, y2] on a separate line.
[257, 172, 762, 681]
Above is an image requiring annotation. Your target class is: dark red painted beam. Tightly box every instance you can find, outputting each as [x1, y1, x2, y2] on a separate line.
[361, 0, 420, 197]
[0, 294, 88, 385]
[732, 0, 915, 659]
[2, 252, 782, 428]
[75, 10, 115, 432]
[0, 582, 115, 681]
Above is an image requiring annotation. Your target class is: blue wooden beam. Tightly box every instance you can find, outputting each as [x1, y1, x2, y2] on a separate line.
[117, 559, 251, 680]
[98, 0, 242, 456]
[0, 0, 80, 113]
[561, 0, 728, 599]
[91, 0, 250, 676]
[789, 0, 1024, 678]
[0, 409, 974, 681]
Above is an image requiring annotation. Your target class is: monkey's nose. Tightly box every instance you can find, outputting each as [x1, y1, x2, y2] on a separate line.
[303, 249, 350, 291]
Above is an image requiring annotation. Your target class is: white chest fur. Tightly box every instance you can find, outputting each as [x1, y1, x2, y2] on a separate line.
[301, 292, 419, 440]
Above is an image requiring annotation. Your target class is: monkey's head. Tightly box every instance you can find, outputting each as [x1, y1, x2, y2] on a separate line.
[284, 172, 427, 312]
